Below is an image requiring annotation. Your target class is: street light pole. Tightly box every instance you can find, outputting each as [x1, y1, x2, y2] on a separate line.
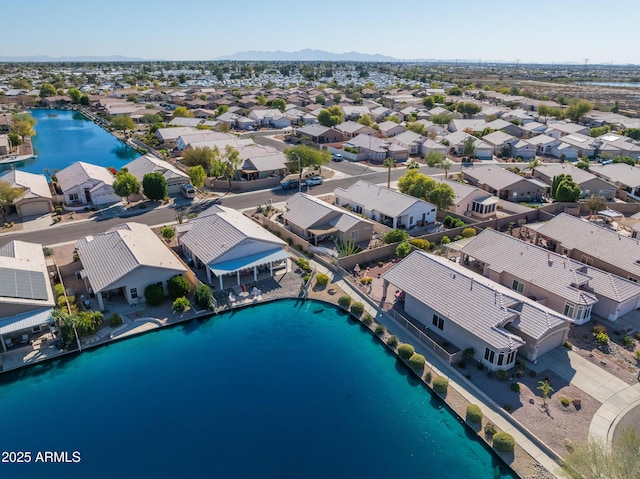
[291, 151, 302, 192]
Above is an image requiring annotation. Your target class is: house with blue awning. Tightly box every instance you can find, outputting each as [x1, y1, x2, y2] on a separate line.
[177, 204, 290, 289]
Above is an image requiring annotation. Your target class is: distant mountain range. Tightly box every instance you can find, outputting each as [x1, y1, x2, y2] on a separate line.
[214, 49, 404, 62]
[0, 55, 149, 62]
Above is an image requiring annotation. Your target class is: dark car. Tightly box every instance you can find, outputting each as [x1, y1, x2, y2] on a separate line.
[280, 178, 299, 190]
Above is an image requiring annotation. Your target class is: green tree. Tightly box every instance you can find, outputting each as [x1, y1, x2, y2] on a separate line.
[172, 107, 194, 118]
[565, 99, 594, 122]
[383, 158, 396, 189]
[463, 137, 476, 158]
[79, 94, 90, 106]
[422, 96, 435, 108]
[585, 195, 607, 215]
[0, 180, 23, 222]
[7, 132, 21, 149]
[384, 229, 409, 243]
[10, 120, 35, 140]
[188, 165, 206, 188]
[285, 144, 331, 178]
[317, 106, 344, 127]
[172, 297, 191, 313]
[256, 95, 267, 106]
[537, 104, 564, 124]
[219, 145, 242, 191]
[141, 113, 163, 124]
[406, 122, 425, 134]
[398, 169, 437, 199]
[425, 151, 452, 178]
[110, 116, 135, 136]
[270, 98, 286, 112]
[144, 284, 164, 306]
[167, 275, 189, 299]
[216, 105, 229, 117]
[623, 128, 640, 141]
[357, 114, 374, 127]
[561, 428, 640, 479]
[67, 87, 82, 103]
[386, 115, 401, 123]
[161, 226, 175, 241]
[525, 158, 542, 175]
[427, 183, 455, 211]
[142, 172, 168, 201]
[552, 175, 581, 202]
[456, 102, 482, 118]
[430, 112, 455, 125]
[315, 94, 326, 105]
[537, 379, 554, 406]
[194, 284, 214, 310]
[182, 146, 215, 171]
[446, 86, 463, 96]
[396, 241, 412, 258]
[112, 168, 140, 204]
[39, 83, 57, 97]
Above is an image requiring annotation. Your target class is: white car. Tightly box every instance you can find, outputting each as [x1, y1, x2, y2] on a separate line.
[304, 176, 323, 186]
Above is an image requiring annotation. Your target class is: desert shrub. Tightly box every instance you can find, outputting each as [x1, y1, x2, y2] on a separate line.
[440, 236, 451, 245]
[57, 295, 68, 308]
[408, 353, 426, 371]
[496, 370, 508, 381]
[109, 313, 123, 327]
[374, 324, 386, 336]
[592, 324, 607, 335]
[396, 241, 412, 258]
[54, 283, 65, 298]
[492, 432, 515, 452]
[466, 404, 483, 423]
[484, 422, 497, 437]
[54, 206, 63, 215]
[384, 229, 409, 244]
[635, 350, 640, 360]
[361, 312, 374, 325]
[42, 246, 54, 256]
[302, 273, 311, 284]
[296, 258, 312, 272]
[461, 227, 477, 238]
[560, 397, 571, 407]
[503, 404, 512, 412]
[144, 284, 164, 306]
[161, 226, 175, 241]
[409, 238, 431, 250]
[564, 341, 573, 350]
[350, 301, 364, 317]
[595, 332, 610, 346]
[621, 335, 635, 349]
[510, 382, 521, 393]
[387, 335, 399, 348]
[194, 284, 213, 309]
[433, 376, 449, 394]
[172, 297, 190, 313]
[167, 275, 189, 299]
[360, 276, 373, 285]
[398, 343, 415, 360]
[338, 295, 352, 308]
[377, 261, 384, 267]
[425, 370, 432, 382]
[315, 273, 329, 286]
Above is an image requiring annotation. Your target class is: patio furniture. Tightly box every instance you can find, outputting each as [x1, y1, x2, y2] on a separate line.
[4, 338, 14, 349]
[20, 334, 29, 344]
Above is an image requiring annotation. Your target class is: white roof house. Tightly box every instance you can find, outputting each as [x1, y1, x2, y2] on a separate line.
[334, 180, 436, 229]
[76, 222, 188, 311]
[177, 205, 289, 289]
[460, 229, 640, 322]
[56, 161, 120, 206]
[382, 251, 570, 369]
[0, 170, 52, 217]
[283, 193, 375, 246]
[124, 155, 189, 195]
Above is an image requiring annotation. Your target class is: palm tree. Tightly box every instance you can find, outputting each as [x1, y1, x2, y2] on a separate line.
[525, 158, 542, 176]
[383, 158, 396, 188]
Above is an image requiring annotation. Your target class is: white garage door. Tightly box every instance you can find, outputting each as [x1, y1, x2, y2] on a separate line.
[18, 201, 50, 217]
[536, 329, 567, 359]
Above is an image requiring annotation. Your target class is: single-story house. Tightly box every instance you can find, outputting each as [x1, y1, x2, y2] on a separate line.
[0, 170, 53, 217]
[511, 140, 538, 160]
[485, 118, 525, 138]
[533, 164, 616, 199]
[334, 121, 377, 139]
[435, 178, 499, 218]
[462, 165, 546, 202]
[378, 121, 405, 138]
[334, 180, 436, 229]
[448, 119, 487, 133]
[248, 109, 291, 128]
[177, 205, 290, 289]
[235, 144, 288, 180]
[481, 131, 516, 156]
[124, 155, 190, 196]
[76, 222, 189, 311]
[283, 193, 374, 246]
[590, 163, 640, 198]
[382, 251, 571, 369]
[460, 229, 640, 322]
[56, 161, 120, 206]
[295, 124, 343, 144]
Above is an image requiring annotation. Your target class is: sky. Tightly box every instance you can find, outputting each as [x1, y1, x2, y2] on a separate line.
[2, 0, 639, 64]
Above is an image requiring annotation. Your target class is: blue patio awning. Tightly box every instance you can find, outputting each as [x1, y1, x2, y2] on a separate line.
[0, 308, 54, 336]
[209, 249, 290, 276]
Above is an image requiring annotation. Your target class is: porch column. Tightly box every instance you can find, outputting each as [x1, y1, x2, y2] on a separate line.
[206, 266, 212, 284]
[1, 335, 6, 352]
[253, 266, 258, 281]
[270, 261, 274, 276]
[382, 279, 389, 299]
[219, 275, 224, 290]
[392, 217, 397, 228]
[97, 292, 105, 311]
[285, 258, 290, 273]
[236, 270, 241, 286]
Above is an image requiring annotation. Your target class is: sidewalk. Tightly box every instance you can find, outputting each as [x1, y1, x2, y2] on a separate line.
[313, 261, 563, 478]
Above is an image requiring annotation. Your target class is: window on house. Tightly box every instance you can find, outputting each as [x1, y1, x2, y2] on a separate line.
[506, 350, 516, 365]
[512, 280, 525, 294]
[432, 314, 444, 330]
[484, 347, 495, 364]
[69, 193, 79, 201]
[409, 216, 414, 225]
[581, 255, 592, 266]
[630, 277, 638, 283]
[350, 230, 359, 240]
[497, 352, 504, 366]
[576, 305, 592, 321]
[32, 325, 41, 333]
[130, 288, 138, 299]
[564, 301, 576, 318]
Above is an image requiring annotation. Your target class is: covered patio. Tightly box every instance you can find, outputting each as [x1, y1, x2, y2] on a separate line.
[203, 249, 290, 289]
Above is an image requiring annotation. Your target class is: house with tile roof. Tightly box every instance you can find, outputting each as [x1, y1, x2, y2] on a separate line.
[124, 155, 190, 196]
[590, 163, 640, 199]
[0, 170, 53, 217]
[532, 164, 616, 199]
[56, 161, 120, 206]
[295, 124, 342, 144]
[334, 121, 377, 139]
[462, 165, 546, 202]
[283, 193, 374, 246]
[0, 240, 56, 351]
[177, 205, 289, 288]
[434, 178, 499, 218]
[76, 223, 188, 311]
[382, 251, 570, 369]
[460, 229, 640, 322]
[526, 213, 640, 282]
[334, 180, 436, 229]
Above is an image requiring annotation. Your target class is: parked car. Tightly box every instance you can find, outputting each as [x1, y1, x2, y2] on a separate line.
[331, 153, 343, 162]
[280, 178, 300, 190]
[304, 176, 323, 186]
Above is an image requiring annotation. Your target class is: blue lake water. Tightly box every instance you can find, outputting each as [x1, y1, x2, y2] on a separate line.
[0, 300, 517, 479]
[0, 109, 139, 175]
[578, 81, 640, 88]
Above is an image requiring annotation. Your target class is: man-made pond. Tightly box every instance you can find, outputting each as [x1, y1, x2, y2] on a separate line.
[0, 109, 138, 175]
[0, 300, 516, 479]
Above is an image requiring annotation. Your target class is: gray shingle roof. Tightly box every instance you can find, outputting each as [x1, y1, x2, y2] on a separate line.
[76, 223, 186, 292]
[284, 193, 371, 231]
[56, 161, 115, 192]
[124, 155, 188, 182]
[463, 165, 536, 191]
[383, 252, 566, 348]
[334, 180, 435, 218]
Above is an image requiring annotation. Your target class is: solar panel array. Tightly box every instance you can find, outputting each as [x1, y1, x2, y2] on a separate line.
[0, 267, 49, 301]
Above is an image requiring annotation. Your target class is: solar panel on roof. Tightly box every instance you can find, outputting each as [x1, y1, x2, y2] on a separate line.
[0, 267, 49, 301]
